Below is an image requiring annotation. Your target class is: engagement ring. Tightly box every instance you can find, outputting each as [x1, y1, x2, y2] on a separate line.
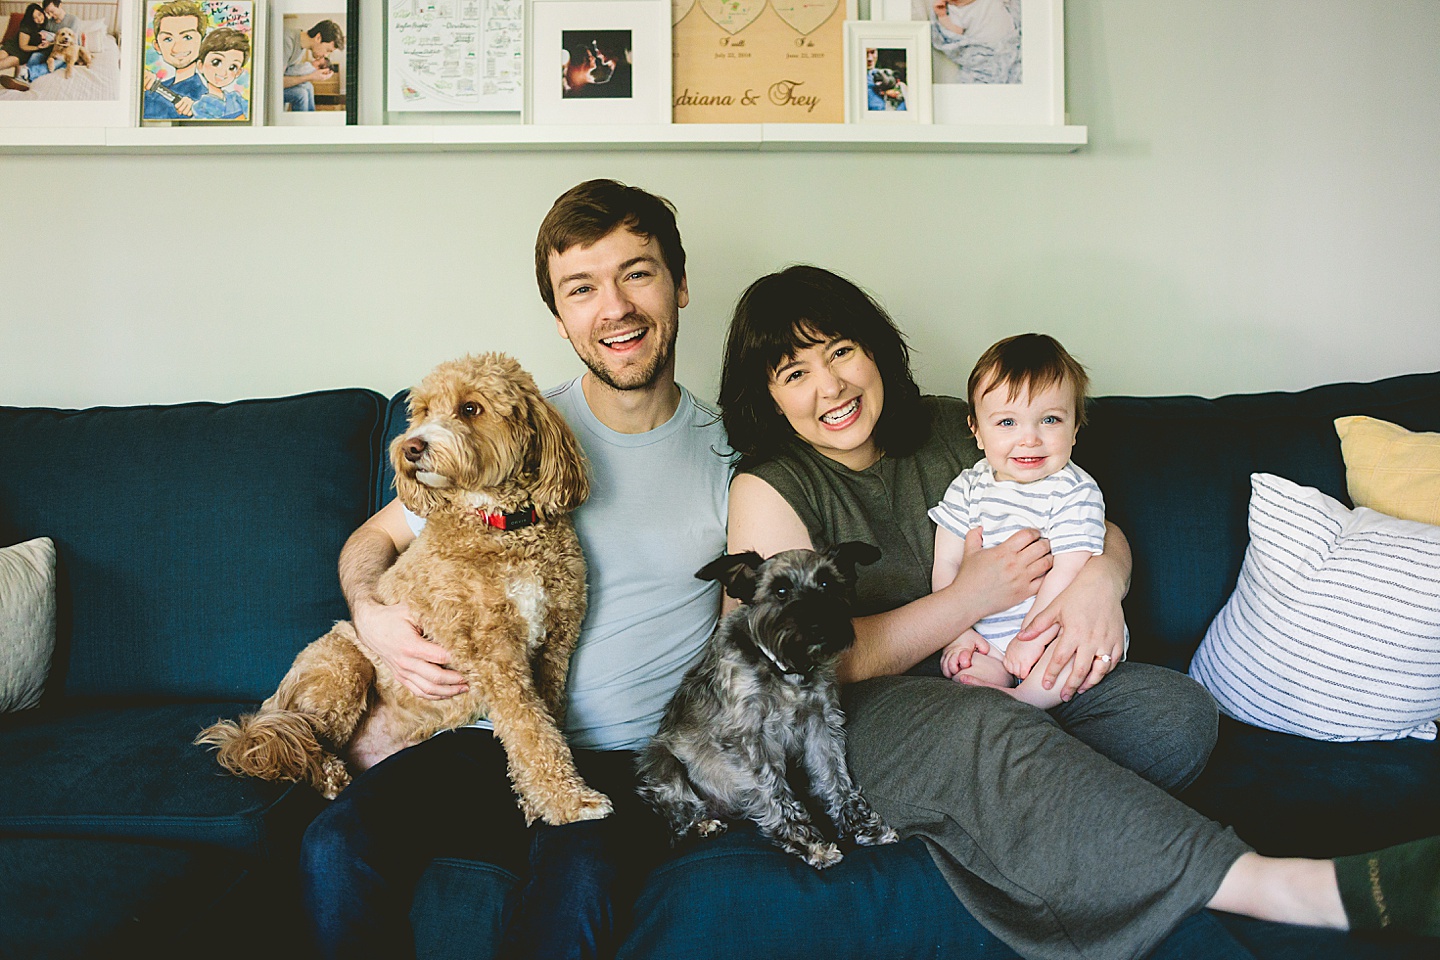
[1098, 654, 1113, 664]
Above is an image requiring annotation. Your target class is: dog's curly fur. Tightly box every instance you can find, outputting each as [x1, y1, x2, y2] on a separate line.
[637, 544, 899, 868]
[197, 353, 611, 825]
[48, 28, 91, 79]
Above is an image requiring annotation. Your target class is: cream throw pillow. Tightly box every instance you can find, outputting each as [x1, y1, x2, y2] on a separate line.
[0, 537, 57, 713]
[1335, 416, 1440, 526]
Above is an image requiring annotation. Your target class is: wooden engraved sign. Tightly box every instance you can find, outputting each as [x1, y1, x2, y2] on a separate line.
[672, 0, 854, 123]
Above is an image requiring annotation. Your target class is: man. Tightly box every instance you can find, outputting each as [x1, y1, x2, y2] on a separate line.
[298, 180, 731, 960]
[141, 1, 209, 120]
[282, 19, 344, 112]
[42, 0, 76, 36]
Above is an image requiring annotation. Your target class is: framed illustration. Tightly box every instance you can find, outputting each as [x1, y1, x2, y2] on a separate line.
[140, 0, 262, 124]
[271, 0, 354, 125]
[0, 0, 138, 127]
[915, 0, 1066, 125]
[386, 0, 521, 114]
[524, 0, 669, 125]
[843, 20, 930, 124]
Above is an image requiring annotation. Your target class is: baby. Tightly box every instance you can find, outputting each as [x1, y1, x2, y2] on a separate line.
[929, 333, 1121, 708]
[929, 0, 1021, 84]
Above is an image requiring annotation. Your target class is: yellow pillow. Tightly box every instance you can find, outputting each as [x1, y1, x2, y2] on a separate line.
[1334, 416, 1440, 526]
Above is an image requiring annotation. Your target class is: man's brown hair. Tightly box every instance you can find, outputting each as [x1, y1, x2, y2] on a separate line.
[534, 180, 686, 317]
[966, 333, 1091, 428]
[307, 19, 344, 48]
[153, 1, 209, 36]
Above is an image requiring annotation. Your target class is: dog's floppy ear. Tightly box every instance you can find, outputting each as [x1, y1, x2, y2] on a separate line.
[528, 393, 590, 519]
[695, 551, 764, 603]
[826, 541, 881, 584]
[389, 432, 445, 518]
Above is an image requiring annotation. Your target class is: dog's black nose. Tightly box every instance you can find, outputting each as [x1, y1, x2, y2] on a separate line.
[402, 437, 427, 463]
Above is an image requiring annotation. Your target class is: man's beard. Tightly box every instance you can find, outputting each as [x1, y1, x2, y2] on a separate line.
[578, 322, 676, 391]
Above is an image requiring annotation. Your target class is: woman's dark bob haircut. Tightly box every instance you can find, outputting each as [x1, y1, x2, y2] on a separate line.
[719, 265, 929, 466]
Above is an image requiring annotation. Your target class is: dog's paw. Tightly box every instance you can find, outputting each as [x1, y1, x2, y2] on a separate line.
[533, 785, 613, 825]
[318, 755, 352, 800]
[803, 842, 844, 870]
[694, 819, 727, 839]
[572, 788, 614, 822]
[855, 825, 900, 846]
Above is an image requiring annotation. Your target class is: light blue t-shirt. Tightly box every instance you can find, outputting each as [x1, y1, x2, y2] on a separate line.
[404, 376, 731, 750]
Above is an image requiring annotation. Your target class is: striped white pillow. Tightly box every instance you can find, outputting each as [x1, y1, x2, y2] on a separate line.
[1190, 473, 1440, 742]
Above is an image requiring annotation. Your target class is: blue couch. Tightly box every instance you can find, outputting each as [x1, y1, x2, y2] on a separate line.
[2, 372, 1437, 960]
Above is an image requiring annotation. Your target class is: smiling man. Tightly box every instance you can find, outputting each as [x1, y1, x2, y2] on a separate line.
[141, 0, 209, 119]
[297, 180, 731, 960]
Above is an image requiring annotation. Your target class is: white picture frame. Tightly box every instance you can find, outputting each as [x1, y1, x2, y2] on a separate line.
[919, 0, 1066, 126]
[843, 20, 930, 124]
[386, 0, 522, 114]
[270, 0, 353, 125]
[524, 0, 669, 126]
[0, 0, 138, 127]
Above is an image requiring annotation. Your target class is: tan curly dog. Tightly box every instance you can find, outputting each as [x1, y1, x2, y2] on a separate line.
[197, 353, 612, 826]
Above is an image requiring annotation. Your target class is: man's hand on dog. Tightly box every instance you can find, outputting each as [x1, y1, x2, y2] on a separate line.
[353, 600, 468, 700]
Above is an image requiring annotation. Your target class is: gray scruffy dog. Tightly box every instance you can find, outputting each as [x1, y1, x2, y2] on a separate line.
[637, 543, 899, 869]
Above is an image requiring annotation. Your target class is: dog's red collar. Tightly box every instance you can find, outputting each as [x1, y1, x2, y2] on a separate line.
[475, 506, 540, 531]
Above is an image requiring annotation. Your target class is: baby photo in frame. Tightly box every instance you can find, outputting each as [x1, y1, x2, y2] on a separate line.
[843, 20, 930, 124]
[524, 0, 669, 125]
[140, 0, 260, 123]
[0, 0, 138, 127]
[916, 0, 1067, 125]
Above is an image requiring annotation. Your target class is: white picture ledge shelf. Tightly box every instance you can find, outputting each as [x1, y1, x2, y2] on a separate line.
[0, 123, 1086, 154]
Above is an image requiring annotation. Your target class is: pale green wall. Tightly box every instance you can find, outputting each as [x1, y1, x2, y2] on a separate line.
[2, 1, 1437, 408]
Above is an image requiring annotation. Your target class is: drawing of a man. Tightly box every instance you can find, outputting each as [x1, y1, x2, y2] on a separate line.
[143, 1, 210, 119]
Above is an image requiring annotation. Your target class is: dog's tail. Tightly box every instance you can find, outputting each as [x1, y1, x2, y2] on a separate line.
[196, 711, 329, 786]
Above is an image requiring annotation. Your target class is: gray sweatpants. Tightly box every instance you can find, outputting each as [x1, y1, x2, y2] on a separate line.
[844, 662, 1253, 960]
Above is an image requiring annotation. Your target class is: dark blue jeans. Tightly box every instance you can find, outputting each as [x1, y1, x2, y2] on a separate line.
[298, 728, 667, 960]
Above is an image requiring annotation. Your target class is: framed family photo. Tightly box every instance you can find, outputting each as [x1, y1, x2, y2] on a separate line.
[270, 0, 353, 125]
[915, 0, 1066, 125]
[140, 0, 262, 124]
[0, 0, 138, 127]
[843, 20, 930, 124]
[524, 0, 669, 125]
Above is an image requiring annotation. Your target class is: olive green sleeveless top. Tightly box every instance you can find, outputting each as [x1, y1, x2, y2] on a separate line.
[744, 396, 982, 619]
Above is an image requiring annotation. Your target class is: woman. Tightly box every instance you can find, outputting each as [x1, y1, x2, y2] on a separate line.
[0, 5, 40, 90]
[719, 264, 1437, 959]
[12, 4, 52, 83]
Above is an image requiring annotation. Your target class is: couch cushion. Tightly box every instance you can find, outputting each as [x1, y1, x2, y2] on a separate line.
[0, 700, 323, 854]
[1075, 372, 1440, 672]
[0, 837, 249, 960]
[0, 389, 388, 699]
[1182, 716, 1440, 859]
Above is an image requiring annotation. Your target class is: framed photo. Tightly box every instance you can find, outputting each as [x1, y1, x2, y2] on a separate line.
[915, 0, 1066, 125]
[525, 0, 669, 125]
[386, 0, 521, 114]
[140, 0, 262, 124]
[843, 20, 930, 124]
[271, 0, 354, 125]
[0, 0, 138, 127]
